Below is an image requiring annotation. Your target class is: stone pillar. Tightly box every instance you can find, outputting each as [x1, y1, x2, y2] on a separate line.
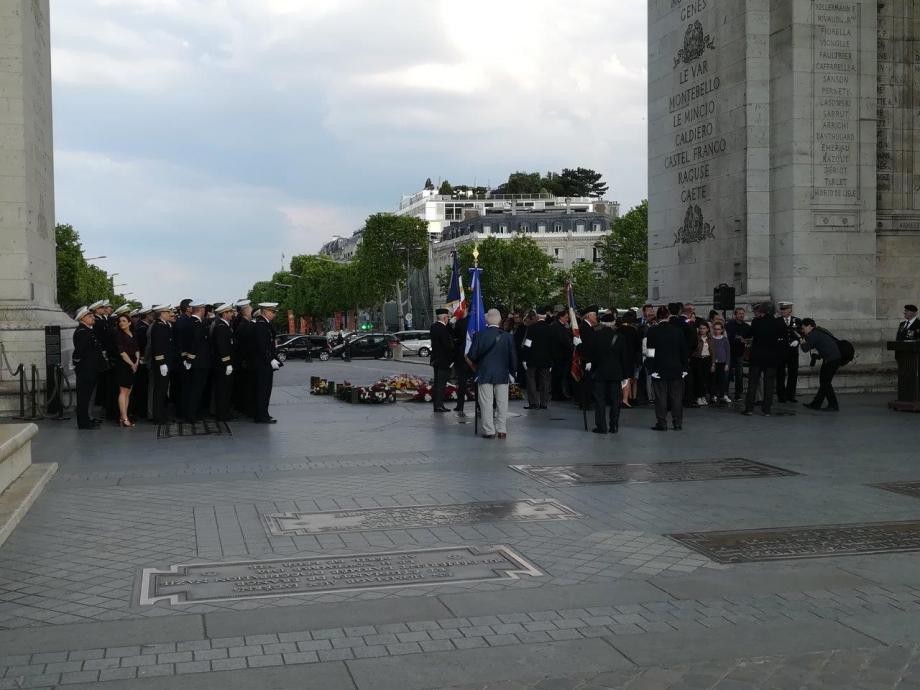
[0, 0, 73, 412]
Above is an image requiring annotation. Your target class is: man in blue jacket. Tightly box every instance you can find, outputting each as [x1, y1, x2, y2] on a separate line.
[466, 309, 518, 439]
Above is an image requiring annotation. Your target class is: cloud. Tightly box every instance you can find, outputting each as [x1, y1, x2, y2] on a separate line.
[50, 0, 649, 301]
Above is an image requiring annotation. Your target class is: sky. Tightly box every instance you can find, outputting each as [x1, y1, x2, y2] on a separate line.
[51, 0, 648, 306]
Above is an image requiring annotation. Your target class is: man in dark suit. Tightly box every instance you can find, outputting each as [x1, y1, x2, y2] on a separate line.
[72, 306, 105, 430]
[575, 305, 600, 410]
[524, 307, 553, 409]
[587, 312, 632, 433]
[232, 300, 254, 417]
[429, 308, 454, 412]
[776, 302, 803, 402]
[130, 307, 154, 419]
[743, 302, 785, 416]
[211, 303, 236, 422]
[150, 305, 176, 424]
[647, 303, 690, 430]
[896, 304, 920, 341]
[249, 303, 281, 423]
[549, 310, 574, 401]
[181, 302, 212, 422]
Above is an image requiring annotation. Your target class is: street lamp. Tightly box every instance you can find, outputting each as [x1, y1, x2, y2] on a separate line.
[85, 255, 107, 261]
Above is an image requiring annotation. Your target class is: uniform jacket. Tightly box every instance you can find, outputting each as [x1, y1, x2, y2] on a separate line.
[150, 320, 175, 367]
[233, 318, 253, 366]
[72, 323, 105, 377]
[779, 315, 804, 350]
[134, 320, 150, 363]
[646, 319, 690, 381]
[249, 316, 276, 369]
[524, 318, 553, 369]
[467, 326, 518, 384]
[725, 318, 752, 358]
[897, 317, 920, 342]
[588, 327, 631, 382]
[748, 315, 786, 368]
[211, 319, 234, 368]
[548, 319, 573, 362]
[185, 316, 211, 369]
[174, 313, 192, 359]
[576, 318, 597, 365]
[452, 316, 470, 369]
[429, 321, 454, 369]
[92, 314, 113, 360]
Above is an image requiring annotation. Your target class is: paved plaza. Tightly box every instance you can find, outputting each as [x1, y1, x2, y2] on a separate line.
[2, 358, 920, 688]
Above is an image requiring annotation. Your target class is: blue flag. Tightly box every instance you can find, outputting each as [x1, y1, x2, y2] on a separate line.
[465, 266, 485, 354]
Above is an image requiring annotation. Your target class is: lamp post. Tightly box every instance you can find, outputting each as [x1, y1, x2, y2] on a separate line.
[85, 255, 106, 261]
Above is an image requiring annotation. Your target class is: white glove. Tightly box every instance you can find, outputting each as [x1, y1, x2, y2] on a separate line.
[651, 373, 661, 379]
[585, 362, 592, 372]
[522, 362, 528, 370]
[681, 371, 688, 378]
[159, 364, 168, 377]
[621, 379, 630, 389]
[573, 337, 582, 347]
[183, 361, 192, 370]
[790, 340, 800, 347]
[270, 359, 280, 370]
[226, 365, 233, 375]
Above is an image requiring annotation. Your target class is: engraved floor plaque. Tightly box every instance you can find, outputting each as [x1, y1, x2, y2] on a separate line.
[262, 499, 580, 536]
[669, 521, 920, 564]
[871, 481, 920, 500]
[509, 458, 798, 486]
[139, 546, 543, 605]
[156, 420, 231, 440]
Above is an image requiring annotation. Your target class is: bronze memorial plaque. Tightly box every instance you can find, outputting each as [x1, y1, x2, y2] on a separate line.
[139, 546, 543, 605]
[156, 420, 231, 440]
[871, 482, 920, 500]
[509, 458, 798, 486]
[261, 499, 580, 536]
[669, 520, 920, 563]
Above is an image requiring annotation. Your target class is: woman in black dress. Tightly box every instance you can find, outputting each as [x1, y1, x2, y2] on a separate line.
[114, 315, 139, 427]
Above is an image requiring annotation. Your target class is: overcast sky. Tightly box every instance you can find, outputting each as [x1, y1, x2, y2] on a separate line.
[51, 0, 648, 306]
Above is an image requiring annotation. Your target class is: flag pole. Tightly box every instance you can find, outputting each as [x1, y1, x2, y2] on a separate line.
[472, 244, 480, 436]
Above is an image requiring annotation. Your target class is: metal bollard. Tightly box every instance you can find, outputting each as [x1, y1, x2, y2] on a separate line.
[30, 365, 38, 419]
[16, 365, 25, 419]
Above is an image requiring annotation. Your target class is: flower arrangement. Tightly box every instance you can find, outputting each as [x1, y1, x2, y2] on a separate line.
[334, 381, 395, 404]
[309, 378, 336, 395]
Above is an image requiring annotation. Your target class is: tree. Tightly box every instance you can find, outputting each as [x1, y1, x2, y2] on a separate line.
[563, 260, 615, 309]
[438, 180, 453, 195]
[424, 177, 435, 191]
[557, 168, 609, 198]
[597, 199, 648, 308]
[436, 235, 561, 314]
[353, 214, 429, 322]
[55, 223, 123, 313]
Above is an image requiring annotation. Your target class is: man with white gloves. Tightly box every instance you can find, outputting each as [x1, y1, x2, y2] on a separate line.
[211, 303, 236, 422]
[250, 302, 282, 424]
[150, 305, 176, 424]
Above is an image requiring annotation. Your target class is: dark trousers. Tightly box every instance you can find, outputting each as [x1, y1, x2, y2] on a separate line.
[96, 369, 117, 419]
[152, 369, 170, 423]
[75, 371, 96, 428]
[690, 357, 712, 399]
[130, 365, 149, 418]
[432, 367, 450, 410]
[730, 356, 745, 397]
[592, 380, 622, 432]
[812, 359, 841, 409]
[233, 366, 252, 417]
[454, 365, 470, 412]
[652, 377, 684, 426]
[183, 368, 209, 421]
[776, 350, 799, 401]
[711, 362, 728, 399]
[745, 365, 776, 413]
[551, 360, 571, 400]
[253, 365, 274, 421]
[170, 366, 184, 418]
[213, 369, 233, 420]
[526, 367, 551, 407]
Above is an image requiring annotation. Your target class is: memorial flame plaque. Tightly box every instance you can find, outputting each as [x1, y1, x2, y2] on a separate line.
[139, 546, 543, 605]
[261, 499, 580, 536]
[509, 458, 798, 486]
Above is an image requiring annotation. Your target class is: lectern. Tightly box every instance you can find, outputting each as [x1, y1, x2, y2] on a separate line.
[887, 341, 920, 412]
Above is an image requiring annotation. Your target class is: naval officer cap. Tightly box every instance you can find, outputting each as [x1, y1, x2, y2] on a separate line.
[74, 306, 92, 321]
[89, 300, 106, 311]
[779, 301, 794, 309]
[258, 302, 279, 309]
[153, 304, 173, 314]
[189, 300, 208, 308]
[435, 308, 449, 315]
[234, 299, 251, 308]
[113, 304, 131, 316]
[214, 303, 234, 314]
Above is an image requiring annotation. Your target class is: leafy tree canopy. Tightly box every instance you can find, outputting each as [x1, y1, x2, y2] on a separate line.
[596, 199, 648, 308]
[55, 223, 132, 313]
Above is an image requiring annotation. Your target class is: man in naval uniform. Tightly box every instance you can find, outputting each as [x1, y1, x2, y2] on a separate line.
[72, 306, 106, 430]
[776, 301, 803, 403]
[181, 301, 211, 422]
[249, 302, 281, 423]
[211, 303, 236, 422]
[232, 300, 254, 417]
[150, 305, 176, 424]
[896, 304, 920, 341]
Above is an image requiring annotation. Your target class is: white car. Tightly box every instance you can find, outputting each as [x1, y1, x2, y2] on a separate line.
[394, 330, 432, 357]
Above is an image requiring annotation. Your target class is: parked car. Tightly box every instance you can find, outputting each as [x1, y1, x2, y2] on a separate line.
[275, 335, 332, 362]
[394, 330, 432, 357]
[330, 333, 400, 360]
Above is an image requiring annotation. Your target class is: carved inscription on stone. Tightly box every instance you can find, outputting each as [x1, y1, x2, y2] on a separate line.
[139, 546, 544, 605]
[262, 499, 580, 536]
[812, 0, 861, 204]
[670, 520, 920, 563]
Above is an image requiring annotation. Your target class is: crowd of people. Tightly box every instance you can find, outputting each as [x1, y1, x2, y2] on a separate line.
[432, 299, 910, 439]
[71, 299, 283, 430]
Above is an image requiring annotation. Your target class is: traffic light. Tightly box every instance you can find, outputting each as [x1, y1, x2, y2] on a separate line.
[360, 322, 373, 331]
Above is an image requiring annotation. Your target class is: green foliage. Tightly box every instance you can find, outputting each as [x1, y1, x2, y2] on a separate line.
[353, 213, 429, 306]
[563, 260, 616, 309]
[55, 223, 126, 313]
[438, 180, 453, 195]
[492, 167, 609, 198]
[436, 236, 562, 314]
[597, 199, 648, 308]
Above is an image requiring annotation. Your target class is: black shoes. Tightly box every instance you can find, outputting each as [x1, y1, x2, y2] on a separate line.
[254, 417, 277, 424]
[651, 424, 667, 431]
[523, 405, 539, 410]
[820, 406, 839, 412]
[672, 423, 682, 430]
[742, 410, 753, 416]
[802, 402, 821, 410]
[433, 407, 449, 413]
[592, 428, 606, 434]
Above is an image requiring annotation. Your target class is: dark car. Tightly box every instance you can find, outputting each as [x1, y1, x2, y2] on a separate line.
[275, 335, 332, 362]
[330, 333, 400, 360]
